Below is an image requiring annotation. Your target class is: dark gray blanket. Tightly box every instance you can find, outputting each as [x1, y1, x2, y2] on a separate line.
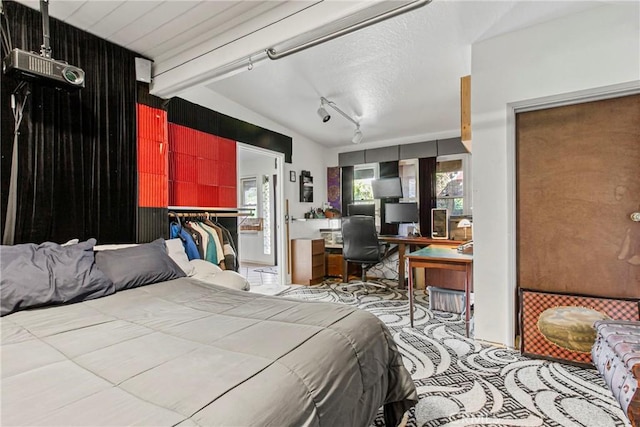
[1, 278, 417, 426]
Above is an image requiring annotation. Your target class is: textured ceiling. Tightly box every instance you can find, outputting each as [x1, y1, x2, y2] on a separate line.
[13, 0, 605, 148]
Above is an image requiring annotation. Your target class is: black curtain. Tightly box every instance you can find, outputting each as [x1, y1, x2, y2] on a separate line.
[419, 157, 437, 237]
[1, 1, 137, 244]
[340, 166, 354, 216]
[379, 161, 399, 236]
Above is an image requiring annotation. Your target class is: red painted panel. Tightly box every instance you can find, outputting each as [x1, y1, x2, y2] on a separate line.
[198, 133, 218, 160]
[217, 137, 236, 162]
[139, 173, 168, 208]
[168, 125, 177, 153]
[168, 180, 175, 206]
[138, 138, 167, 175]
[217, 161, 236, 187]
[217, 186, 237, 208]
[197, 158, 217, 185]
[137, 104, 167, 142]
[197, 185, 218, 207]
[171, 181, 198, 206]
[171, 153, 197, 183]
[168, 123, 198, 156]
[166, 125, 237, 209]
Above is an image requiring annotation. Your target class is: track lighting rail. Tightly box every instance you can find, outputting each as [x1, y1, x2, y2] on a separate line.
[266, 0, 432, 60]
[317, 96, 363, 144]
[320, 97, 358, 127]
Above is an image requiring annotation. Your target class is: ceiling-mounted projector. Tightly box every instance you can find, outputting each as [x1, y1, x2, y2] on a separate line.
[3, 49, 85, 89]
[2, 0, 85, 90]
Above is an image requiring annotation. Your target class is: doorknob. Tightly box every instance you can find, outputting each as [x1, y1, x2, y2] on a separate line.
[631, 212, 640, 222]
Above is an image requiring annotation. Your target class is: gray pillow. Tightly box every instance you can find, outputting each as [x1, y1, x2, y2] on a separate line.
[95, 238, 185, 291]
[0, 238, 115, 316]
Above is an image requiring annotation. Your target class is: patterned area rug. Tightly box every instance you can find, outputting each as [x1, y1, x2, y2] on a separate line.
[278, 280, 630, 427]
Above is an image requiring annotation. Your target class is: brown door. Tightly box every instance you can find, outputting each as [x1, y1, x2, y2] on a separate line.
[517, 94, 640, 299]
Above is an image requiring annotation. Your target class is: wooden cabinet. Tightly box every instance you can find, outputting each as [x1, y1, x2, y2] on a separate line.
[325, 252, 343, 277]
[325, 251, 361, 280]
[292, 238, 325, 285]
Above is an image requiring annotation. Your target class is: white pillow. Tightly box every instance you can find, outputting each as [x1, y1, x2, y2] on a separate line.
[93, 243, 139, 251]
[61, 238, 79, 246]
[190, 259, 249, 291]
[165, 238, 196, 276]
[189, 259, 223, 276]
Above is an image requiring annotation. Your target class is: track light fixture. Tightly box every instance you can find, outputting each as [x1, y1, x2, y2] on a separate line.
[318, 97, 363, 144]
[317, 102, 331, 122]
[352, 126, 363, 144]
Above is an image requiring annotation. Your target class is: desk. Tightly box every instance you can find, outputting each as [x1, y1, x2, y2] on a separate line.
[337, 236, 461, 284]
[406, 246, 473, 335]
[377, 236, 460, 288]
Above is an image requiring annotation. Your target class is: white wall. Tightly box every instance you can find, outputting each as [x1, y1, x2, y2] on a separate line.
[472, 3, 640, 346]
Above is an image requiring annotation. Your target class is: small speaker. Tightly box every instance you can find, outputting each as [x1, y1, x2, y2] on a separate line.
[135, 57, 152, 83]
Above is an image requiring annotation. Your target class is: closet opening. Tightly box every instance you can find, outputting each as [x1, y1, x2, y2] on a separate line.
[237, 143, 286, 293]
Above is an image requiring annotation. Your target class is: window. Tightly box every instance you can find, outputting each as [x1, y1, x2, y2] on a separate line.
[353, 164, 377, 202]
[261, 176, 271, 255]
[241, 177, 258, 217]
[399, 160, 417, 202]
[436, 154, 472, 217]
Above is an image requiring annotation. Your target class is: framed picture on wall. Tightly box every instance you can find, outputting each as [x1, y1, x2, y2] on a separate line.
[520, 289, 640, 365]
[289, 171, 296, 182]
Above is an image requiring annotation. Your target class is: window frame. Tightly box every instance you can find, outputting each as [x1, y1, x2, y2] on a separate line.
[435, 153, 473, 216]
[352, 163, 379, 202]
[240, 176, 259, 217]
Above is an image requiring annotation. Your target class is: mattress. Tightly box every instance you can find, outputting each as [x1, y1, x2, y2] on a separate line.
[1, 277, 417, 426]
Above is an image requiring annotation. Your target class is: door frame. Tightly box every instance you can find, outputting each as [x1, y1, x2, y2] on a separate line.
[236, 143, 286, 288]
[505, 80, 640, 347]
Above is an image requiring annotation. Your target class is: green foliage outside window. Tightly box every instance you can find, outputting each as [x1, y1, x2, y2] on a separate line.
[354, 179, 374, 201]
[436, 160, 464, 216]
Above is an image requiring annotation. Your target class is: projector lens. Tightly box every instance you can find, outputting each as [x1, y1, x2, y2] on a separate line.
[63, 67, 84, 85]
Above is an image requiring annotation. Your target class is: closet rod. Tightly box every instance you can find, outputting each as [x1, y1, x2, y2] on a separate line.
[170, 212, 251, 218]
[168, 206, 253, 213]
[168, 206, 254, 217]
[266, 0, 431, 60]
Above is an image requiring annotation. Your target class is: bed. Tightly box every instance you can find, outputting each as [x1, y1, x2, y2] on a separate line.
[1, 239, 417, 426]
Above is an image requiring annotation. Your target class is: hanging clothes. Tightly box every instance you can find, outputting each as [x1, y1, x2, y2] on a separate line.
[200, 222, 225, 269]
[168, 214, 240, 272]
[182, 222, 205, 259]
[187, 222, 211, 261]
[197, 223, 221, 268]
[169, 220, 201, 260]
[191, 221, 218, 265]
[208, 219, 239, 271]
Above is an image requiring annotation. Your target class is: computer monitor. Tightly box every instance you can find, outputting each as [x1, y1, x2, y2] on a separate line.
[372, 177, 403, 199]
[384, 202, 419, 224]
[347, 203, 375, 217]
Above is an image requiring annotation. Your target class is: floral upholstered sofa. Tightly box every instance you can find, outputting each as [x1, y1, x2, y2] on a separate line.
[592, 320, 640, 427]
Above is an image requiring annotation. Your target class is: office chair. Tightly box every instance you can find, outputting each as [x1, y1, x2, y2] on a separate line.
[341, 215, 389, 292]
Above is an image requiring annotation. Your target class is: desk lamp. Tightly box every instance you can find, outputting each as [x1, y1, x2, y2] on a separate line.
[457, 219, 472, 240]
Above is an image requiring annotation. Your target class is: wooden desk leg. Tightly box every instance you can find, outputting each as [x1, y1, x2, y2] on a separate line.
[408, 260, 414, 328]
[342, 259, 348, 284]
[398, 243, 406, 289]
[465, 264, 471, 337]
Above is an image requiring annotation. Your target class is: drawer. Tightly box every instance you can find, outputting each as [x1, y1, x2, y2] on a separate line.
[326, 253, 342, 268]
[311, 239, 324, 254]
[312, 254, 324, 268]
[312, 265, 325, 279]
